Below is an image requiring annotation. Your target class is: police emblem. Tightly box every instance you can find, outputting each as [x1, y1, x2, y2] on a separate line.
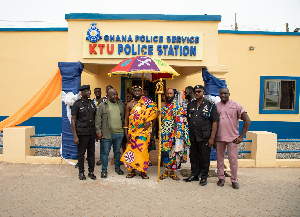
[86, 22, 101, 43]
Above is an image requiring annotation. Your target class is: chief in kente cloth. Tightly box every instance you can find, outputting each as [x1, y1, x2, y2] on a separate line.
[71, 85, 97, 181]
[159, 88, 191, 181]
[121, 85, 157, 179]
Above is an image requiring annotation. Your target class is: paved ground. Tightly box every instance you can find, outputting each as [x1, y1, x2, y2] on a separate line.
[0, 161, 299, 217]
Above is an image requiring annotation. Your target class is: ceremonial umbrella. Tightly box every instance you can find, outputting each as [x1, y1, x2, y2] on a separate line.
[108, 55, 179, 90]
[108, 55, 179, 182]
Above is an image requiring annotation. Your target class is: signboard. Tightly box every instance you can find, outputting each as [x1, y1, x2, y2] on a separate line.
[83, 23, 203, 60]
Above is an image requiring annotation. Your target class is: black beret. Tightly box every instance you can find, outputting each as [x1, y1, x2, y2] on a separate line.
[193, 85, 204, 91]
[79, 85, 90, 91]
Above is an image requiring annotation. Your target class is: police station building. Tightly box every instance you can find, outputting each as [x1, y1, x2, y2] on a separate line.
[0, 13, 300, 141]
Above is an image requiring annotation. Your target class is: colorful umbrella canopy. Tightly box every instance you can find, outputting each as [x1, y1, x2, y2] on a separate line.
[108, 56, 179, 82]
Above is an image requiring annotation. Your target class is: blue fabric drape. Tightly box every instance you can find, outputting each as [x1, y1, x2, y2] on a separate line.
[59, 61, 83, 159]
[202, 68, 227, 96]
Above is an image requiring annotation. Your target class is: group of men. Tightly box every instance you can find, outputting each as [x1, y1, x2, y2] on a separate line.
[71, 83, 250, 190]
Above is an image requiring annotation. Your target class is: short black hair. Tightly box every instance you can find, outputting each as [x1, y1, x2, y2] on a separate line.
[185, 86, 193, 92]
[94, 87, 101, 91]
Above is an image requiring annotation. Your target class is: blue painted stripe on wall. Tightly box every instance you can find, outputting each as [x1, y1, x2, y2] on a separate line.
[1, 116, 299, 139]
[65, 13, 222, 21]
[0, 28, 68, 32]
[241, 121, 300, 139]
[218, 30, 300, 36]
[0, 116, 62, 134]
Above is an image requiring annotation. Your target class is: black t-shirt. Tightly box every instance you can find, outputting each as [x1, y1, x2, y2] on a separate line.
[71, 99, 96, 135]
[98, 96, 107, 104]
[187, 98, 219, 142]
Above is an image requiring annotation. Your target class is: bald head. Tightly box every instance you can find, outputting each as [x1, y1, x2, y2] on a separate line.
[165, 88, 175, 103]
[107, 88, 117, 103]
[106, 85, 113, 94]
[219, 87, 230, 103]
[166, 88, 174, 93]
[220, 87, 229, 92]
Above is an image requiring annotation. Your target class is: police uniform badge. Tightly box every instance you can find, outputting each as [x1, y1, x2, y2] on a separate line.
[86, 22, 102, 43]
[203, 105, 208, 113]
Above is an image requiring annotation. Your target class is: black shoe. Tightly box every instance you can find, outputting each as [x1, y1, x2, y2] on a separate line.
[232, 182, 239, 189]
[75, 163, 78, 168]
[79, 172, 86, 180]
[217, 179, 225, 187]
[149, 161, 152, 166]
[101, 171, 107, 179]
[96, 160, 102, 166]
[115, 168, 124, 175]
[200, 178, 207, 186]
[88, 172, 97, 180]
[183, 175, 199, 182]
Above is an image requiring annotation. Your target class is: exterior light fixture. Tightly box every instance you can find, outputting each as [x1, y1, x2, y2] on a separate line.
[249, 46, 255, 50]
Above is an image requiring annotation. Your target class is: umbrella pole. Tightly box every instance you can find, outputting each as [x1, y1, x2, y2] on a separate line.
[142, 73, 144, 94]
[155, 78, 164, 182]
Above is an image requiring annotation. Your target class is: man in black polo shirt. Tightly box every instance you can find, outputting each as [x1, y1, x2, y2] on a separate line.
[182, 86, 195, 115]
[71, 85, 97, 181]
[184, 85, 219, 186]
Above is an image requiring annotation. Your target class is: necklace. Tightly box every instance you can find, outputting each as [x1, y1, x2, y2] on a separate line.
[132, 99, 137, 107]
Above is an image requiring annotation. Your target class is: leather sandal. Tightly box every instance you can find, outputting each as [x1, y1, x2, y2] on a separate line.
[126, 171, 136, 178]
[140, 172, 149, 179]
[170, 174, 180, 181]
[159, 173, 168, 180]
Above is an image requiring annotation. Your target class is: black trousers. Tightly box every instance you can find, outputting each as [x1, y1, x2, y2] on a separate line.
[190, 140, 211, 178]
[77, 135, 95, 173]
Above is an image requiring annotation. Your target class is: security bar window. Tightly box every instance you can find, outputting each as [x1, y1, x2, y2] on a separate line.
[264, 80, 296, 110]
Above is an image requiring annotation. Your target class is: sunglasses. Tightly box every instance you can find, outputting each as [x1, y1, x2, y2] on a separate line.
[194, 90, 203, 94]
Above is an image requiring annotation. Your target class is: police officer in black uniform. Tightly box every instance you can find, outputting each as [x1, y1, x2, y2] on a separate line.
[71, 85, 97, 180]
[184, 85, 219, 186]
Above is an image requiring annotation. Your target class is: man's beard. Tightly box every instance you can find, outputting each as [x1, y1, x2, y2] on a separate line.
[185, 94, 191, 101]
[133, 95, 141, 100]
[166, 97, 174, 103]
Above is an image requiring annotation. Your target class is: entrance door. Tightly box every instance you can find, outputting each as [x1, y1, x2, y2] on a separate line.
[121, 76, 165, 103]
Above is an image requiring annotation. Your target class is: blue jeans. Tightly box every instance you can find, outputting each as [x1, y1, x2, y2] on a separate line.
[101, 133, 124, 172]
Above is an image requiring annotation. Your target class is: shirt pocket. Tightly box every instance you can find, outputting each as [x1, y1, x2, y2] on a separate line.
[76, 122, 87, 128]
[79, 107, 87, 116]
[188, 108, 195, 118]
[201, 126, 211, 139]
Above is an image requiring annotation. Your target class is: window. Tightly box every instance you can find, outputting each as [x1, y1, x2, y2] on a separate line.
[264, 80, 295, 110]
[260, 76, 299, 114]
